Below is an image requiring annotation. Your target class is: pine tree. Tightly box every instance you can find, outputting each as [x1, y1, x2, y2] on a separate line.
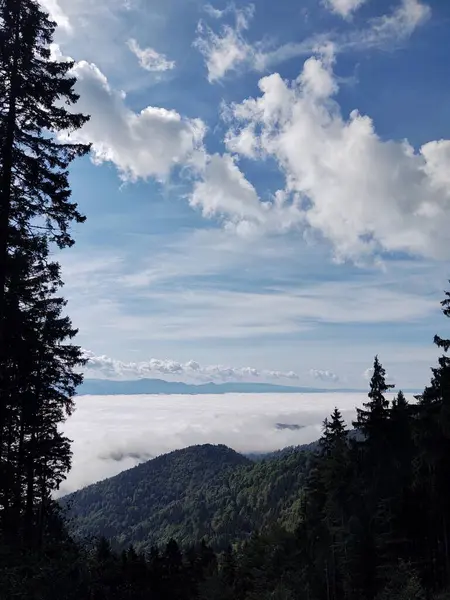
[0, 0, 89, 543]
[413, 286, 450, 588]
[350, 357, 395, 599]
[383, 392, 415, 563]
[0, 235, 85, 542]
[316, 409, 351, 600]
[320, 408, 348, 458]
[355, 356, 394, 444]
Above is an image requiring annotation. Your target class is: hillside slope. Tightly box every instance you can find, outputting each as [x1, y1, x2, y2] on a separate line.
[63, 444, 311, 551]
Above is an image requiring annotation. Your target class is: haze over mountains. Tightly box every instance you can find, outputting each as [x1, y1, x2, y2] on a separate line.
[78, 378, 366, 396]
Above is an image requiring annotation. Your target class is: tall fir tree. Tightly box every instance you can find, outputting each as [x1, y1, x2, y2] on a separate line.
[354, 356, 394, 444]
[0, 0, 89, 543]
[351, 357, 395, 599]
[413, 286, 450, 589]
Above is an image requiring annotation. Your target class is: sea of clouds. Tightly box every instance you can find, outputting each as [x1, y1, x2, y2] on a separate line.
[59, 392, 405, 496]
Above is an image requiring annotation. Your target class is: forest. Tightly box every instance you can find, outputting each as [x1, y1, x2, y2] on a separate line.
[2, 1, 450, 599]
[63, 443, 310, 551]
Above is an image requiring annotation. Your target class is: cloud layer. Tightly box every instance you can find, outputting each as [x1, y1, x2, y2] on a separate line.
[195, 0, 430, 78]
[60, 392, 381, 494]
[82, 350, 301, 382]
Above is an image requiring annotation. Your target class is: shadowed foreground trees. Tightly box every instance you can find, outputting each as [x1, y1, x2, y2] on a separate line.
[33, 289, 450, 600]
[3, 3, 450, 600]
[0, 0, 89, 543]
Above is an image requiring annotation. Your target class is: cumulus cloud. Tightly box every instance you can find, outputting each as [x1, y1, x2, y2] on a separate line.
[60, 392, 378, 493]
[310, 369, 340, 383]
[65, 59, 205, 181]
[221, 48, 450, 261]
[82, 349, 300, 382]
[40, 0, 72, 32]
[324, 0, 367, 19]
[190, 153, 265, 226]
[194, 4, 255, 82]
[127, 38, 175, 72]
[190, 154, 303, 236]
[50, 8, 440, 265]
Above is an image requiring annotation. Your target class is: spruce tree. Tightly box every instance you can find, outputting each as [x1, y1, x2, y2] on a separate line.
[413, 286, 450, 588]
[0, 0, 89, 330]
[351, 357, 395, 598]
[385, 392, 414, 563]
[0, 0, 89, 543]
[318, 409, 351, 600]
[355, 356, 394, 444]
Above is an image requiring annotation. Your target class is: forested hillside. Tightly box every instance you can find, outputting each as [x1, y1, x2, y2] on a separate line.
[59, 345, 450, 600]
[63, 443, 311, 551]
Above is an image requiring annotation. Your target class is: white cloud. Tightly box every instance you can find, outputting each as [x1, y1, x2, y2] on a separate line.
[61, 241, 438, 351]
[362, 366, 394, 386]
[60, 392, 376, 493]
[353, 0, 430, 48]
[58, 238, 444, 391]
[40, 0, 72, 32]
[194, 4, 255, 82]
[363, 367, 374, 381]
[203, 4, 228, 19]
[255, 0, 430, 71]
[67, 59, 205, 180]
[310, 369, 340, 383]
[324, 0, 368, 19]
[127, 38, 175, 72]
[222, 49, 450, 261]
[190, 153, 265, 224]
[190, 154, 304, 235]
[82, 349, 301, 382]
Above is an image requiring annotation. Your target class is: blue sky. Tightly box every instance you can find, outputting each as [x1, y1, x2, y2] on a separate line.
[42, 0, 450, 388]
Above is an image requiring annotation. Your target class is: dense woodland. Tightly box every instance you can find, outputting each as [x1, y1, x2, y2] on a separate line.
[63, 443, 311, 551]
[3, 1, 450, 599]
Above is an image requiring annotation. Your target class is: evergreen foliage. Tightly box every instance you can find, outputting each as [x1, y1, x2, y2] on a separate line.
[3, 3, 450, 600]
[63, 443, 311, 551]
[0, 0, 89, 544]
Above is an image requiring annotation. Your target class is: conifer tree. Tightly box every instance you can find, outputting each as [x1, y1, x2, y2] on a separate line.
[317, 409, 351, 600]
[413, 286, 450, 588]
[0, 0, 89, 542]
[382, 391, 414, 565]
[351, 357, 395, 598]
[354, 356, 394, 444]
[0, 0, 89, 332]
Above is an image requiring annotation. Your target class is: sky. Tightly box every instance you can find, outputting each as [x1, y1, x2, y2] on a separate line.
[40, 0, 450, 390]
[60, 391, 405, 494]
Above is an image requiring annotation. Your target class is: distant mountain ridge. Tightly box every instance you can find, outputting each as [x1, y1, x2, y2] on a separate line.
[78, 377, 365, 396]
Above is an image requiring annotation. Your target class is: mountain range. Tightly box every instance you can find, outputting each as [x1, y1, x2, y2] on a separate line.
[77, 378, 364, 396]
